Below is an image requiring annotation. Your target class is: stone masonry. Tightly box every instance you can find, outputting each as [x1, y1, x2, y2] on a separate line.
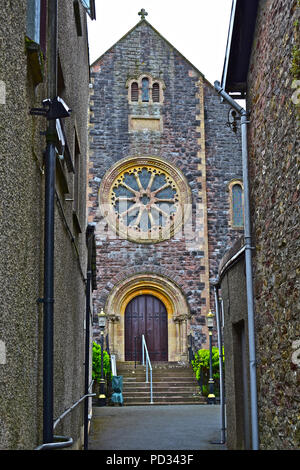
[246, 0, 300, 449]
[88, 18, 243, 351]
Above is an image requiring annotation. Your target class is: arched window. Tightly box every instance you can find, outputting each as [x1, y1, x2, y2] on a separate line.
[141, 77, 149, 102]
[152, 83, 160, 102]
[127, 75, 165, 104]
[232, 184, 243, 227]
[131, 82, 138, 102]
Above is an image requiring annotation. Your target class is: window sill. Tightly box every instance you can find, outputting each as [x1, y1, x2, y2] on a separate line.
[129, 100, 162, 105]
[25, 37, 44, 86]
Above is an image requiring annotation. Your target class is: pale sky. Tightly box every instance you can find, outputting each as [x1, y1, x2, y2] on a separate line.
[87, 0, 233, 86]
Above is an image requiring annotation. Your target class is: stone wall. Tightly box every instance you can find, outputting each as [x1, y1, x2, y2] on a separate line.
[204, 82, 243, 309]
[88, 20, 243, 351]
[247, 0, 300, 449]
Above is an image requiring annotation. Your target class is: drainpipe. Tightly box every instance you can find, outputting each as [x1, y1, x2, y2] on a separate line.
[84, 258, 91, 450]
[84, 224, 95, 450]
[43, 0, 58, 445]
[212, 280, 226, 445]
[213, 81, 259, 450]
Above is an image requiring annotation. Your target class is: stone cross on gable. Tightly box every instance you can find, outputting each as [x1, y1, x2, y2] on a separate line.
[138, 9, 148, 20]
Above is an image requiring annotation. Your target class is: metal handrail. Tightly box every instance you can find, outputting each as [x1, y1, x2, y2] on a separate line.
[111, 354, 117, 376]
[141, 335, 153, 404]
[35, 380, 95, 450]
[53, 384, 95, 430]
[35, 435, 74, 451]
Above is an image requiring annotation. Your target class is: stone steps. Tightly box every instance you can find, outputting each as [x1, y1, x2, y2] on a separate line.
[114, 361, 205, 406]
[123, 384, 199, 392]
[124, 398, 203, 405]
[122, 372, 195, 383]
[123, 392, 201, 399]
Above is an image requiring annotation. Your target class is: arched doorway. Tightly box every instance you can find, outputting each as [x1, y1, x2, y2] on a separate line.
[125, 294, 168, 362]
[104, 273, 191, 361]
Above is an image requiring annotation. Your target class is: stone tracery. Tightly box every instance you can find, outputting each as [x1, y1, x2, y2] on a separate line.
[111, 166, 179, 233]
[99, 155, 192, 243]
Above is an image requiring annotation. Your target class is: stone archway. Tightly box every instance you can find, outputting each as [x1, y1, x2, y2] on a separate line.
[104, 273, 190, 362]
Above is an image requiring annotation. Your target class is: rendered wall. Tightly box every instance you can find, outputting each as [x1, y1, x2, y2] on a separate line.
[218, 239, 251, 450]
[0, 0, 90, 449]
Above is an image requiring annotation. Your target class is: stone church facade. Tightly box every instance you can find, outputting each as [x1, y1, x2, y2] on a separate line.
[88, 14, 243, 361]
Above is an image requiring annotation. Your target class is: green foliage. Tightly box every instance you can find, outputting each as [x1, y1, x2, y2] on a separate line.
[191, 347, 224, 397]
[92, 341, 111, 383]
[192, 347, 220, 380]
[291, 46, 300, 80]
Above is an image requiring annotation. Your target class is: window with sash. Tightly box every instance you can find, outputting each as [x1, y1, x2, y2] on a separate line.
[26, 0, 47, 53]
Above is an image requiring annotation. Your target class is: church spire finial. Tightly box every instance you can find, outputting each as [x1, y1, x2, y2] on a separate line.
[138, 8, 148, 20]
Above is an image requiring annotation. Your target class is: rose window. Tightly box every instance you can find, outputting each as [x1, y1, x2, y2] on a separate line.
[111, 167, 179, 231]
[99, 156, 192, 243]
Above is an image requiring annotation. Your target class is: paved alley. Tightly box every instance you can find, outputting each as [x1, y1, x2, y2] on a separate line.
[88, 405, 226, 451]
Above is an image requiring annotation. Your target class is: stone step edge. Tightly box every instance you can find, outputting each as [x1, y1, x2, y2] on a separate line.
[124, 396, 203, 400]
[123, 389, 200, 392]
[123, 391, 201, 395]
[123, 388, 201, 391]
[121, 402, 207, 406]
[123, 377, 197, 380]
[121, 374, 195, 377]
[123, 379, 197, 382]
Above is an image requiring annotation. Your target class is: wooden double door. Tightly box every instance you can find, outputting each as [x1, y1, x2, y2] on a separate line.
[125, 294, 168, 362]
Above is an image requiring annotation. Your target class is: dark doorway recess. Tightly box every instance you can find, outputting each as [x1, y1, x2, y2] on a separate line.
[125, 294, 168, 362]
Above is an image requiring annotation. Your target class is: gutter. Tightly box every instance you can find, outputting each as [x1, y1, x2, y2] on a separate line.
[213, 81, 259, 450]
[221, 0, 237, 90]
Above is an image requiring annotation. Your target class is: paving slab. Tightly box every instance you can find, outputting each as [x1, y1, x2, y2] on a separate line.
[88, 405, 226, 450]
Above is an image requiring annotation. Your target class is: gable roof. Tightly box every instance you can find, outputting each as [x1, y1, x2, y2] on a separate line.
[90, 18, 206, 80]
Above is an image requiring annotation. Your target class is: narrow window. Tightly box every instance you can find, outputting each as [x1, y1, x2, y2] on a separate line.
[57, 54, 66, 97]
[39, 0, 47, 54]
[131, 82, 138, 102]
[26, 0, 41, 44]
[80, 0, 96, 19]
[232, 184, 243, 227]
[26, 0, 47, 53]
[152, 83, 160, 102]
[74, 134, 81, 217]
[141, 77, 149, 102]
[73, 0, 83, 36]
